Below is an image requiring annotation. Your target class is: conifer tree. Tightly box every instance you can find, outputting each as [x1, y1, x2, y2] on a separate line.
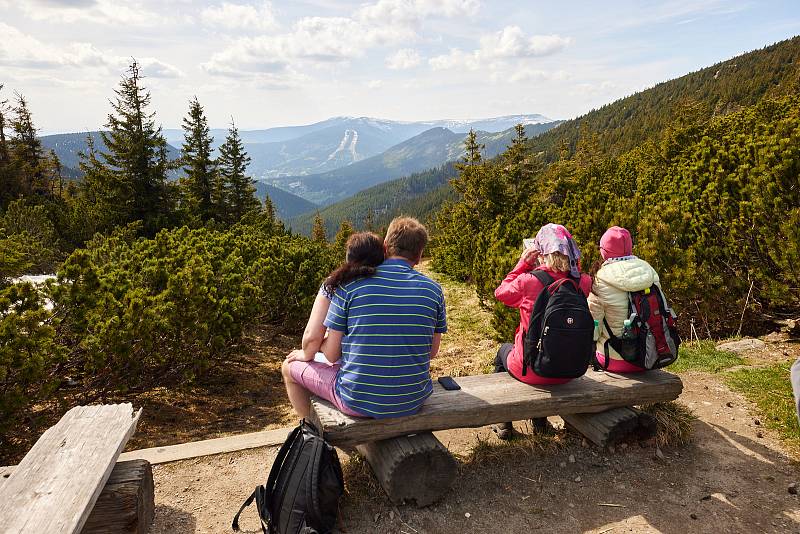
[9, 93, 45, 195]
[463, 128, 484, 165]
[333, 220, 354, 260]
[85, 60, 174, 235]
[218, 121, 259, 223]
[0, 85, 14, 208]
[181, 97, 215, 221]
[364, 208, 375, 232]
[311, 212, 327, 243]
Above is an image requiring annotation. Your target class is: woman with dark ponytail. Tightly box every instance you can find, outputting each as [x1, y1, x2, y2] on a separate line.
[294, 232, 384, 362]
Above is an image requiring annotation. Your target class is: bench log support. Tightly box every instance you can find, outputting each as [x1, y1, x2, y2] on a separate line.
[356, 433, 457, 507]
[81, 459, 154, 534]
[562, 407, 657, 447]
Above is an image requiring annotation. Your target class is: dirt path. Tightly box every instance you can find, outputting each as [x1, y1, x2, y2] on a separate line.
[150, 368, 799, 533]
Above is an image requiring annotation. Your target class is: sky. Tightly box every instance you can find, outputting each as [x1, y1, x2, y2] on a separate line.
[1, 0, 799, 133]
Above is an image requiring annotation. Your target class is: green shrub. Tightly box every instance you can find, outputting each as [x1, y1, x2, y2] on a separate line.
[432, 95, 800, 338]
[0, 199, 60, 280]
[52, 222, 336, 390]
[0, 283, 64, 443]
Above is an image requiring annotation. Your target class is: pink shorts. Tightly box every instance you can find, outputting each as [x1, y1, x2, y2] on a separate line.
[595, 352, 646, 373]
[289, 360, 363, 417]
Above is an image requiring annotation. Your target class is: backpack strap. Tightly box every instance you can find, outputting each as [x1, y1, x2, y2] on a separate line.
[522, 270, 556, 376]
[530, 269, 555, 288]
[232, 422, 304, 533]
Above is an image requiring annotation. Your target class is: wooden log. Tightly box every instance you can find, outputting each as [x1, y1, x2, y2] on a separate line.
[356, 432, 458, 507]
[563, 407, 658, 447]
[311, 370, 682, 447]
[1, 460, 154, 534]
[0, 404, 141, 534]
[81, 460, 154, 534]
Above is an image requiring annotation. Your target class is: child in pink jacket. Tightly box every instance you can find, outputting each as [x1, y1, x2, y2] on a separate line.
[493, 223, 592, 439]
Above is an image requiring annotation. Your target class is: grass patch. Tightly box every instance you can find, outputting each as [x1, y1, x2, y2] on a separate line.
[418, 261, 498, 377]
[639, 401, 696, 448]
[671, 340, 744, 373]
[459, 424, 568, 466]
[726, 361, 800, 450]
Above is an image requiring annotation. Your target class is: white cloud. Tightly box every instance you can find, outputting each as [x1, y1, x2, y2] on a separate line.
[429, 26, 570, 71]
[507, 68, 569, 83]
[356, 0, 480, 25]
[479, 27, 570, 59]
[0, 23, 182, 78]
[428, 48, 480, 70]
[204, 0, 478, 79]
[7, 0, 162, 25]
[386, 48, 421, 70]
[201, 2, 278, 32]
[367, 79, 384, 89]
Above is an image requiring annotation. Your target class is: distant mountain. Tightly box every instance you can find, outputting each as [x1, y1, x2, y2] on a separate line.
[254, 182, 318, 220]
[40, 131, 181, 176]
[288, 164, 457, 236]
[270, 121, 562, 205]
[162, 114, 555, 180]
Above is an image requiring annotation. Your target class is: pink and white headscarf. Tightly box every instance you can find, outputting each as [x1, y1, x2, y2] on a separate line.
[533, 223, 582, 279]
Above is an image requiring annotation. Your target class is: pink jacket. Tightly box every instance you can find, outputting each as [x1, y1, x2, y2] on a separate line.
[495, 259, 593, 385]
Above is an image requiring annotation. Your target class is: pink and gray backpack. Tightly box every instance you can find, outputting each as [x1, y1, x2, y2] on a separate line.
[597, 284, 680, 370]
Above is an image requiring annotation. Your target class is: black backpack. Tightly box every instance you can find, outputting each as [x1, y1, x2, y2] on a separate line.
[232, 420, 344, 534]
[522, 271, 594, 379]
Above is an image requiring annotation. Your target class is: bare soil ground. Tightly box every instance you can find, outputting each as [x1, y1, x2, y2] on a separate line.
[148, 264, 800, 533]
[149, 366, 800, 534]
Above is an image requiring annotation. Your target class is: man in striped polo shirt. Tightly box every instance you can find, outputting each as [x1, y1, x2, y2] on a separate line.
[283, 217, 447, 419]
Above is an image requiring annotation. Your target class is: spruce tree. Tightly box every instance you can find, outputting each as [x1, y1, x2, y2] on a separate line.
[311, 212, 327, 243]
[92, 60, 174, 235]
[333, 220, 354, 261]
[0, 85, 14, 208]
[9, 93, 45, 195]
[463, 128, 484, 165]
[181, 97, 215, 221]
[218, 121, 259, 223]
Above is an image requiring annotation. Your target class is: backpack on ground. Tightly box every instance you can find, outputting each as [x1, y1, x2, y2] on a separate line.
[598, 283, 680, 371]
[232, 420, 344, 534]
[522, 271, 594, 379]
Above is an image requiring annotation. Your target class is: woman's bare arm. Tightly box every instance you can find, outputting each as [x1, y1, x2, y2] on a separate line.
[301, 292, 331, 359]
[321, 329, 343, 363]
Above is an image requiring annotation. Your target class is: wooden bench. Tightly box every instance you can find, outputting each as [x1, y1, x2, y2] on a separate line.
[311, 369, 683, 506]
[0, 404, 153, 534]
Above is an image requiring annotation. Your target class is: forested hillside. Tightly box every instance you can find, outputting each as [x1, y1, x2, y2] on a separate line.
[288, 163, 457, 235]
[526, 37, 800, 161]
[271, 121, 561, 205]
[254, 182, 318, 220]
[431, 37, 800, 342]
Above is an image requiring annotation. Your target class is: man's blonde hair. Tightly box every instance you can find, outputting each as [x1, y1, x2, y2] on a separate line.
[542, 252, 570, 273]
[384, 217, 428, 261]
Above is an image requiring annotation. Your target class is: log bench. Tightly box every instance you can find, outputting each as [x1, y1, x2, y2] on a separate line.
[310, 369, 682, 506]
[0, 404, 152, 534]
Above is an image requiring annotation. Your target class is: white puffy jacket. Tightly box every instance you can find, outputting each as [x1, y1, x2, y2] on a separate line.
[588, 257, 661, 360]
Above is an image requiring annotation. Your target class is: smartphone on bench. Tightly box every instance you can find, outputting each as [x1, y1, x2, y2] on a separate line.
[438, 376, 461, 391]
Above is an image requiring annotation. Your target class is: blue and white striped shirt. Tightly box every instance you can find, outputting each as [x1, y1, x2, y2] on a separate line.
[324, 258, 447, 418]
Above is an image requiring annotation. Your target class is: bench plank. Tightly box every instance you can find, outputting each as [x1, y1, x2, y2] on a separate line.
[118, 427, 291, 465]
[0, 404, 141, 534]
[311, 370, 682, 447]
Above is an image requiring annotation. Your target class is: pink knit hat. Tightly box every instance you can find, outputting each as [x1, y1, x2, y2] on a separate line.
[599, 226, 633, 260]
